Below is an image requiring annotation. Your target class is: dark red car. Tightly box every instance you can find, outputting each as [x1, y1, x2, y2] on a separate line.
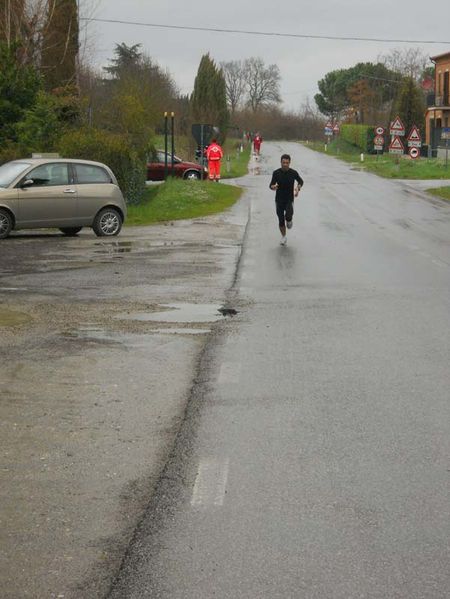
[146, 150, 207, 181]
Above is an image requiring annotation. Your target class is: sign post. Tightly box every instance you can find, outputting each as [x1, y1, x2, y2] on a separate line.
[389, 116, 405, 166]
[374, 126, 385, 159]
[389, 116, 406, 138]
[441, 128, 450, 168]
[171, 112, 175, 177]
[164, 112, 168, 180]
[333, 123, 340, 153]
[324, 121, 333, 150]
[191, 124, 214, 180]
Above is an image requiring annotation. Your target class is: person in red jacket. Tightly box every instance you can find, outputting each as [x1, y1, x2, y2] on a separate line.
[253, 133, 263, 156]
[206, 139, 224, 182]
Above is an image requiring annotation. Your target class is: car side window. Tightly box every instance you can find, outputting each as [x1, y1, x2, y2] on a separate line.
[156, 152, 180, 164]
[25, 163, 69, 187]
[74, 164, 112, 184]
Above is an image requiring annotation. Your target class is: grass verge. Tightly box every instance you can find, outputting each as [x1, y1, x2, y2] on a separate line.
[304, 139, 450, 179]
[126, 178, 243, 225]
[222, 142, 251, 178]
[426, 187, 450, 201]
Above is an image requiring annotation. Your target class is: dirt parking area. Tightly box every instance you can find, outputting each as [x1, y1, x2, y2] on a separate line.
[0, 195, 248, 599]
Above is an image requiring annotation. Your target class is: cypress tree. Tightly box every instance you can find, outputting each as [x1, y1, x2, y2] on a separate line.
[191, 54, 229, 141]
[41, 0, 79, 91]
[393, 76, 426, 135]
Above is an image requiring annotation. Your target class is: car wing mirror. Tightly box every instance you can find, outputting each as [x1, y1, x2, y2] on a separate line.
[21, 179, 34, 188]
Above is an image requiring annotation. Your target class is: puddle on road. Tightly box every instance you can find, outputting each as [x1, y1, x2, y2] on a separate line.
[93, 241, 133, 255]
[119, 303, 226, 324]
[0, 308, 32, 327]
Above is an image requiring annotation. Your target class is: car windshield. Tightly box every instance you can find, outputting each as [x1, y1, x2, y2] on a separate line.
[0, 162, 31, 188]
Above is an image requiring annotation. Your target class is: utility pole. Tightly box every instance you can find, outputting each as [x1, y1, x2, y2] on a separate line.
[171, 112, 175, 176]
[164, 112, 168, 180]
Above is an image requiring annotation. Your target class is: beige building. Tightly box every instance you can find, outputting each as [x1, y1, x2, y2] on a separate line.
[425, 51, 450, 148]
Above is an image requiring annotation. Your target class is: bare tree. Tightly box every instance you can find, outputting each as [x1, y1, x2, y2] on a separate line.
[378, 47, 429, 82]
[220, 59, 247, 115]
[0, 0, 26, 45]
[0, 0, 98, 73]
[244, 57, 281, 113]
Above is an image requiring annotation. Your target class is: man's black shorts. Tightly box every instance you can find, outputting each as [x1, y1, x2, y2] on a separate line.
[276, 199, 293, 228]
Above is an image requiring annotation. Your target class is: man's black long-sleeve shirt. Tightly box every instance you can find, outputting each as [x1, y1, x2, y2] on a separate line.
[270, 168, 304, 202]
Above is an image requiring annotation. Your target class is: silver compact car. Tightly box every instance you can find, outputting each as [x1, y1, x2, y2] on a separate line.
[0, 158, 127, 239]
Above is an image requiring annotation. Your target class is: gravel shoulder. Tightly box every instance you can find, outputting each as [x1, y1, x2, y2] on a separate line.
[0, 189, 249, 599]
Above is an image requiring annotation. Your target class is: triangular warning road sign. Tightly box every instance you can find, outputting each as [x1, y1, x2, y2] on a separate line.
[407, 125, 421, 141]
[389, 136, 404, 150]
[390, 116, 405, 133]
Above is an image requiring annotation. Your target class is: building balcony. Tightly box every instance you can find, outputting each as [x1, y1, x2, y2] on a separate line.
[427, 93, 450, 108]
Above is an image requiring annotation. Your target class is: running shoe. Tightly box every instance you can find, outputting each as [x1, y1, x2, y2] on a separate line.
[286, 220, 293, 229]
[280, 236, 287, 246]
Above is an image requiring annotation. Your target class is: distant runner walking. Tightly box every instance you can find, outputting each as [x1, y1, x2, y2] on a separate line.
[269, 154, 304, 245]
[253, 133, 263, 156]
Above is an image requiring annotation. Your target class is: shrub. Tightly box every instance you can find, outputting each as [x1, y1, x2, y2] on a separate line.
[340, 124, 376, 153]
[0, 142, 21, 165]
[57, 128, 146, 204]
[15, 91, 61, 154]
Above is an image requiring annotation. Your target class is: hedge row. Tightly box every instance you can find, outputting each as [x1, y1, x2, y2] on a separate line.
[57, 128, 147, 205]
[340, 124, 377, 154]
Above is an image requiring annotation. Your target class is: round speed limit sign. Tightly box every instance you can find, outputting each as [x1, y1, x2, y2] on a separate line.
[375, 126, 385, 135]
[409, 147, 420, 159]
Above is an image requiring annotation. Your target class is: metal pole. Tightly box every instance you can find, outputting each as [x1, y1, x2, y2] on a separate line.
[164, 112, 168, 180]
[446, 138, 449, 169]
[200, 124, 204, 181]
[171, 112, 175, 176]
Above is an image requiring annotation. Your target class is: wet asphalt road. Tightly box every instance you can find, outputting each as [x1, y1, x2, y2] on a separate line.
[110, 142, 450, 598]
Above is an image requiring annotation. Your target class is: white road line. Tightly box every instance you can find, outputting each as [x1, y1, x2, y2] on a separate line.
[191, 458, 230, 507]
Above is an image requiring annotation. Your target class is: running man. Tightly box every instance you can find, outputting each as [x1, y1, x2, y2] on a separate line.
[270, 154, 304, 245]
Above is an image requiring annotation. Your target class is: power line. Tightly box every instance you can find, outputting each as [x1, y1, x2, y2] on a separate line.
[81, 18, 450, 45]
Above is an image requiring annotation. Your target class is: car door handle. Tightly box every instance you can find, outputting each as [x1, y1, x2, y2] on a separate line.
[63, 189, 76, 193]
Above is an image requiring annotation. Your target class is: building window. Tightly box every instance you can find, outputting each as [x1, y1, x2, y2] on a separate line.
[444, 72, 449, 105]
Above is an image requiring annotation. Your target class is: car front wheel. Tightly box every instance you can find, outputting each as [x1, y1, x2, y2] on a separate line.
[60, 227, 83, 236]
[184, 170, 201, 180]
[0, 209, 13, 239]
[93, 208, 122, 237]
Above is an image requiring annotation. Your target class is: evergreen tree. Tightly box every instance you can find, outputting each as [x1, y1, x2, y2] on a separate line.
[190, 54, 229, 141]
[41, 0, 79, 91]
[315, 62, 402, 121]
[103, 43, 142, 79]
[0, 41, 41, 143]
[393, 76, 426, 135]
[16, 90, 61, 152]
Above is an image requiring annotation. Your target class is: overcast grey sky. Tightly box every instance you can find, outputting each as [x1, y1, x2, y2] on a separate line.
[83, 0, 450, 111]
